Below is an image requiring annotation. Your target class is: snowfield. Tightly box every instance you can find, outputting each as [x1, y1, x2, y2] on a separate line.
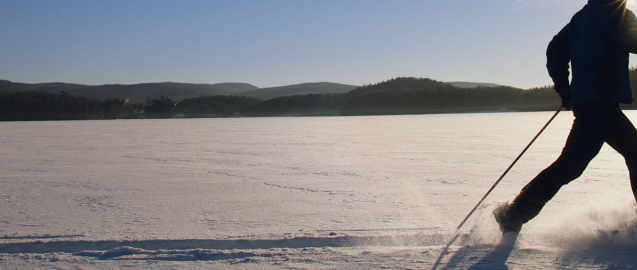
[2, 112, 637, 269]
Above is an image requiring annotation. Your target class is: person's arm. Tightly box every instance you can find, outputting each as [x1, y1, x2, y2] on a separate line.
[546, 25, 571, 91]
[617, 9, 637, 53]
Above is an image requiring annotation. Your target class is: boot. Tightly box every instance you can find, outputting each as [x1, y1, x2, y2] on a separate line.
[493, 202, 523, 234]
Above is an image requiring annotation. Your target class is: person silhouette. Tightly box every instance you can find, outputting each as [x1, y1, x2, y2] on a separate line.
[494, 0, 637, 233]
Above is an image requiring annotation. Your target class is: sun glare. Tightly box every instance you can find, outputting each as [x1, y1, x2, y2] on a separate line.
[628, 0, 637, 9]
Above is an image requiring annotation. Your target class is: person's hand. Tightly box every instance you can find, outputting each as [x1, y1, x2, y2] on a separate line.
[555, 86, 572, 110]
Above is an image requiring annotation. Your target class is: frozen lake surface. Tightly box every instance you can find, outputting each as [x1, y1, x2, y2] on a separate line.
[2, 111, 637, 269]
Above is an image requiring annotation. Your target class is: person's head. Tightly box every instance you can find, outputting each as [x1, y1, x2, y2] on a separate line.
[589, 0, 629, 26]
[589, 0, 625, 3]
[589, 0, 627, 7]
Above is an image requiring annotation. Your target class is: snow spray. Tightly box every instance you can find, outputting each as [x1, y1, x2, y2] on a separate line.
[432, 107, 562, 270]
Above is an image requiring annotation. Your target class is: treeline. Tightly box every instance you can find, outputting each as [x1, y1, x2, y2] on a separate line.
[0, 91, 133, 121]
[2, 74, 637, 121]
[0, 92, 262, 121]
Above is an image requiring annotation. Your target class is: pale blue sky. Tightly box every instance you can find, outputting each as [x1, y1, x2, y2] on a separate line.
[2, 0, 635, 88]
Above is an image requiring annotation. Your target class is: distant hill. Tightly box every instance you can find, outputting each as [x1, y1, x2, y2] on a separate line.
[0, 80, 356, 103]
[348, 77, 451, 96]
[340, 77, 559, 115]
[1, 77, 569, 121]
[446, 81, 503, 88]
[67, 82, 259, 103]
[0, 80, 87, 93]
[239, 82, 358, 100]
[0, 80, 258, 103]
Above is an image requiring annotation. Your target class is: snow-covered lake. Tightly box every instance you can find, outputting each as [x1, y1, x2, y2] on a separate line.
[2, 111, 637, 269]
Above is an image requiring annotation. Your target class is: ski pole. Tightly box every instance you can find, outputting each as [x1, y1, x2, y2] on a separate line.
[453, 107, 562, 233]
[432, 107, 562, 269]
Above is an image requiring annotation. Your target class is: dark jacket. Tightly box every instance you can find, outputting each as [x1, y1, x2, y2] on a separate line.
[546, 0, 637, 105]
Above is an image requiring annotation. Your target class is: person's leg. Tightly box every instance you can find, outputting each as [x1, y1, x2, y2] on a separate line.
[603, 110, 637, 201]
[508, 123, 604, 222]
[496, 109, 606, 232]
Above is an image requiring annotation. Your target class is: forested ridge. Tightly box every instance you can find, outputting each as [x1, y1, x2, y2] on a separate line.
[2, 71, 637, 121]
[0, 80, 355, 103]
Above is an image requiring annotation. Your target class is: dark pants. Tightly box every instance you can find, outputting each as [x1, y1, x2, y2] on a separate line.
[509, 102, 637, 225]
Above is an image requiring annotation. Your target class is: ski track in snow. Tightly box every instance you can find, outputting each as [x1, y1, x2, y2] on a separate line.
[4, 200, 637, 269]
[3, 229, 637, 269]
